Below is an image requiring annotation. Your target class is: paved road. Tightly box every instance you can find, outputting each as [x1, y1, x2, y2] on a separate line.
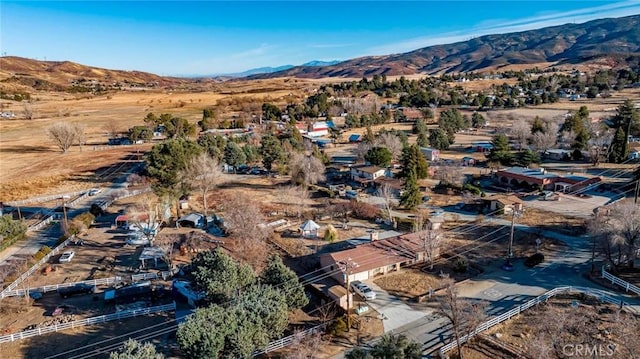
[332, 220, 640, 358]
[0, 163, 143, 269]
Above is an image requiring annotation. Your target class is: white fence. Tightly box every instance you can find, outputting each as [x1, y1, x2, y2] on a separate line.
[98, 188, 152, 211]
[438, 286, 639, 357]
[0, 237, 73, 297]
[1, 276, 122, 298]
[0, 302, 176, 343]
[252, 323, 327, 356]
[28, 212, 55, 232]
[601, 266, 640, 296]
[5, 190, 88, 207]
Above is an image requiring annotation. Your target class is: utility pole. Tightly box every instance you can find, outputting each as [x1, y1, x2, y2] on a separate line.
[505, 203, 523, 269]
[339, 258, 359, 332]
[634, 179, 639, 204]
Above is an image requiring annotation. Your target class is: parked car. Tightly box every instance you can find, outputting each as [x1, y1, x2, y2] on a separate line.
[88, 188, 102, 196]
[57, 283, 96, 298]
[350, 281, 376, 301]
[59, 251, 75, 263]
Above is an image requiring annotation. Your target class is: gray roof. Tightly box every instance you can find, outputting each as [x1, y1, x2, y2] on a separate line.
[300, 219, 320, 231]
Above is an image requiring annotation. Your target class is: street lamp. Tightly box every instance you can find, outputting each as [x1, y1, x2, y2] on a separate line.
[503, 203, 523, 270]
[338, 257, 359, 332]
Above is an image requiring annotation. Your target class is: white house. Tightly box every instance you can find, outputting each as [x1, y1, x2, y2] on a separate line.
[350, 165, 386, 186]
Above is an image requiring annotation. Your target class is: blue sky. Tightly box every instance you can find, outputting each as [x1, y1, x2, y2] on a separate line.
[1, 1, 639, 76]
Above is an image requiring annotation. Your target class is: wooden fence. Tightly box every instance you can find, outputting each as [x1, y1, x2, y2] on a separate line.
[0, 302, 176, 343]
[438, 286, 639, 357]
[252, 323, 327, 356]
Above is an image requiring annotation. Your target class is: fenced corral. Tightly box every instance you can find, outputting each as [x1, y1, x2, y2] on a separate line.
[0, 276, 122, 298]
[0, 237, 73, 297]
[0, 302, 176, 343]
[438, 286, 639, 357]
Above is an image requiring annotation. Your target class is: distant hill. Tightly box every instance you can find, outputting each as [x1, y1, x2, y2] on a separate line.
[250, 14, 640, 79]
[0, 56, 194, 91]
[216, 60, 341, 78]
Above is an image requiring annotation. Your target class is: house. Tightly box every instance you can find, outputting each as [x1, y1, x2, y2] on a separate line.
[114, 213, 150, 229]
[296, 121, 332, 138]
[319, 230, 439, 285]
[484, 195, 524, 215]
[544, 149, 572, 161]
[495, 166, 601, 192]
[420, 147, 440, 161]
[300, 219, 320, 239]
[472, 142, 494, 153]
[331, 155, 357, 165]
[350, 165, 386, 186]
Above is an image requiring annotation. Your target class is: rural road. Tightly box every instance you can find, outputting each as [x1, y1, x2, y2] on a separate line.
[332, 219, 640, 358]
[0, 163, 144, 271]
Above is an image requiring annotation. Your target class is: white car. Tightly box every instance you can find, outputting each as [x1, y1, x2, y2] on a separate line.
[59, 251, 75, 263]
[350, 281, 376, 301]
[88, 188, 102, 196]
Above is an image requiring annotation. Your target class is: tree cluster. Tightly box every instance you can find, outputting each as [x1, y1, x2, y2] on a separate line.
[178, 251, 308, 358]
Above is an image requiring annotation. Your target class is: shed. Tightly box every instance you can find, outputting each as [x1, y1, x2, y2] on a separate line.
[300, 219, 320, 239]
[138, 246, 166, 269]
[348, 134, 362, 143]
[177, 213, 205, 228]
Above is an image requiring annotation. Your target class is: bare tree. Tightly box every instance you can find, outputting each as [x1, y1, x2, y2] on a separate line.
[559, 130, 577, 150]
[278, 185, 309, 218]
[284, 331, 324, 359]
[180, 153, 227, 217]
[377, 183, 397, 223]
[104, 120, 121, 139]
[125, 195, 164, 245]
[586, 121, 614, 166]
[510, 119, 530, 151]
[355, 141, 372, 161]
[591, 200, 640, 269]
[222, 192, 270, 269]
[532, 131, 557, 153]
[289, 152, 326, 186]
[46, 122, 78, 153]
[74, 123, 86, 152]
[420, 229, 443, 270]
[23, 102, 34, 120]
[374, 133, 403, 161]
[438, 275, 487, 359]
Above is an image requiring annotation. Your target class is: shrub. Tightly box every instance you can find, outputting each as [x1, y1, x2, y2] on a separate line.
[324, 225, 338, 242]
[463, 183, 482, 195]
[348, 201, 380, 220]
[57, 234, 69, 245]
[328, 316, 347, 336]
[33, 246, 52, 261]
[453, 257, 468, 273]
[525, 253, 545, 268]
[90, 203, 104, 217]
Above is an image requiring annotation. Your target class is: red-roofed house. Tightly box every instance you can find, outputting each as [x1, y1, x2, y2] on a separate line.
[319, 230, 440, 285]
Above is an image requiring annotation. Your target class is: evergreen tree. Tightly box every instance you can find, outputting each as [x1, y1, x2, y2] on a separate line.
[259, 134, 283, 171]
[412, 118, 428, 134]
[399, 145, 428, 179]
[609, 127, 628, 163]
[530, 116, 545, 134]
[365, 146, 393, 167]
[428, 128, 450, 150]
[488, 133, 513, 165]
[260, 255, 309, 310]
[471, 112, 486, 128]
[400, 169, 421, 210]
[223, 141, 246, 172]
[609, 99, 640, 162]
[416, 130, 429, 148]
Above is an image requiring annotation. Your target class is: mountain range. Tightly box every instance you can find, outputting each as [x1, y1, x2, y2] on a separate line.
[249, 14, 640, 79]
[1, 14, 639, 89]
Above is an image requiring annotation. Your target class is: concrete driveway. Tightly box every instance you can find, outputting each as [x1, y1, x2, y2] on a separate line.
[363, 280, 431, 333]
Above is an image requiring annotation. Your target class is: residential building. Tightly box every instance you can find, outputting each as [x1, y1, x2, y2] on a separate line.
[494, 166, 601, 192]
[350, 165, 386, 186]
[484, 194, 524, 215]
